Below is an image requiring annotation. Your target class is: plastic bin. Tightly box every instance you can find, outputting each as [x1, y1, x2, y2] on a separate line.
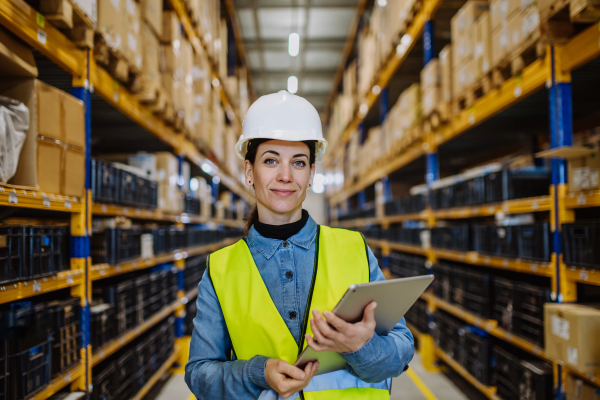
[517, 223, 551, 262]
[91, 159, 119, 204]
[91, 362, 115, 400]
[0, 226, 25, 285]
[90, 304, 115, 349]
[493, 346, 521, 399]
[493, 278, 515, 331]
[459, 329, 492, 385]
[7, 334, 52, 400]
[519, 359, 553, 400]
[431, 226, 470, 251]
[472, 225, 493, 255]
[562, 222, 599, 268]
[47, 298, 81, 377]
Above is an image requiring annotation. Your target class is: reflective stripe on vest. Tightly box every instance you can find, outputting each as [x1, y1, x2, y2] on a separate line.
[209, 226, 391, 400]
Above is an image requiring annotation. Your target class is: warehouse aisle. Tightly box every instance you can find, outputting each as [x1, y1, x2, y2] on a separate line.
[153, 353, 469, 400]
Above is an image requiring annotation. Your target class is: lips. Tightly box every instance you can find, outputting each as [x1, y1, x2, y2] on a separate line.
[271, 189, 296, 197]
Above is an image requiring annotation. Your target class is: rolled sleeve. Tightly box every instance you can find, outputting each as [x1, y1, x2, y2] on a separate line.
[245, 355, 270, 390]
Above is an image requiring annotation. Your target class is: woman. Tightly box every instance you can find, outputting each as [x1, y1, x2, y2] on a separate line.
[185, 91, 414, 400]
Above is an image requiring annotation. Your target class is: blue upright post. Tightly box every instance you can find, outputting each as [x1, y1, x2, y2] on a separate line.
[548, 44, 574, 400]
[71, 49, 92, 394]
[423, 20, 435, 66]
[379, 87, 389, 124]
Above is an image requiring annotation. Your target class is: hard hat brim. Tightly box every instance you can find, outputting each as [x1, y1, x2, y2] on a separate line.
[235, 136, 328, 162]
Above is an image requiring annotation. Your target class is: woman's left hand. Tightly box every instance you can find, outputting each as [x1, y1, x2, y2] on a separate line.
[305, 302, 377, 354]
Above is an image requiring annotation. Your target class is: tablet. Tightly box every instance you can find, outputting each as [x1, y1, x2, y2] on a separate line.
[294, 274, 434, 375]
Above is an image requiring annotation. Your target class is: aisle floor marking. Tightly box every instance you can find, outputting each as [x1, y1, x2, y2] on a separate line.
[406, 367, 439, 400]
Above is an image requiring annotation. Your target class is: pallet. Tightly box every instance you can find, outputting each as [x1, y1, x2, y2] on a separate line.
[39, 0, 94, 48]
[94, 33, 129, 83]
[541, 0, 600, 24]
[452, 74, 493, 114]
[492, 34, 546, 88]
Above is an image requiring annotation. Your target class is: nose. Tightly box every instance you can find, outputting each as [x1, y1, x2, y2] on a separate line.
[277, 163, 292, 183]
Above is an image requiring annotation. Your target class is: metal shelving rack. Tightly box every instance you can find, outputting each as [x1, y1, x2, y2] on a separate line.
[0, 0, 251, 397]
[324, 0, 600, 395]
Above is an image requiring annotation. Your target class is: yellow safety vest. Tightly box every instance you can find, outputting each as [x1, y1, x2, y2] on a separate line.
[209, 225, 391, 400]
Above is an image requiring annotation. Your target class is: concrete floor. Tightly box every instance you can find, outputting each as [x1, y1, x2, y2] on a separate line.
[151, 352, 470, 400]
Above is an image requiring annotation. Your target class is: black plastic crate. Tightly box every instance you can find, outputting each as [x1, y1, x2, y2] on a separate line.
[433, 262, 453, 303]
[431, 185, 455, 210]
[493, 346, 521, 399]
[513, 282, 550, 346]
[0, 340, 6, 400]
[134, 275, 149, 324]
[493, 277, 515, 331]
[472, 225, 493, 255]
[90, 304, 115, 349]
[7, 334, 52, 400]
[184, 296, 197, 336]
[431, 226, 470, 251]
[519, 359, 553, 400]
[459, 329, 492, 385]
[184, 255, 206, 291]
[461, 268, 493, 319]
[46, 298, 81, 377]
[562, 221, 600, 268]
[390, 227, 423, 246]
[492, 225, 519, 258]
[184, 195, 201, 215]
[114, 351, 135, 400]
[91, 228, 141, 265]
[485, 169, 551, 203]
[405, 298, 428, 334]
[0, 226, 25, 285]
[116, 169, 137, 207]
[91, 159, 119, 204]
[517, 223, 551, 262]
[25, 227, 62, 279]
[388, 252, 428, 278]
[91, 362, 115, 400]
[462, 177, 486, 206]
[433, 311, 463, 359]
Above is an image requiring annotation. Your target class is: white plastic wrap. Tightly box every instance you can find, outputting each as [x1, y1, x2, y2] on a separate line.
[0, 95, 29, 183]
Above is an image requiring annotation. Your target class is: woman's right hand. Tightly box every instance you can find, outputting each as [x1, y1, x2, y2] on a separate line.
[264, 359, 319, 399]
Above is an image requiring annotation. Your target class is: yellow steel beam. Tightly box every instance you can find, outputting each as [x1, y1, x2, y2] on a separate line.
[366, 239, 428, 256]
[0, 186, 82, 212]
[90, 238, 239, 280]
[30, 361, 84, 400]
[567, 368, 600, 388]
[558, 22, 600, 74]
[433, 248, 555, 277]
[563, 190, 600, 209]
[433, 196, 552, 219]
[434, 347, 500, 400]
[0, 269, 84, 305]
[564, 265, 600, 287]
[0, 0, 86, 78]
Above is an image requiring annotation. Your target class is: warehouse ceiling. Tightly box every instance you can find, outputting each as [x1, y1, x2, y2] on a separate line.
[233, 0, 360, 112]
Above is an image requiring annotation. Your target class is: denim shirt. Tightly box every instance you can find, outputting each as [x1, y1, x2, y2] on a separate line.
[185, 215, 414, 399]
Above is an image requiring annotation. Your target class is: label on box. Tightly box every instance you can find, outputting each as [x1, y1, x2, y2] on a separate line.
[500, 29, 510, 50]
[126, 0, 134, 16]
[568, 346, 578, 366]
[552, 315, 570, 340]
[579, 167, 591, 189]
[128, 33, 137, 52]
[512, 29, 521, 47]
[591, 168, 599, 188]
[109, 0, 119, 10]
[475, 42, 484, 58]
[37, 28, 47, 45]
[522, 9, 540, 37]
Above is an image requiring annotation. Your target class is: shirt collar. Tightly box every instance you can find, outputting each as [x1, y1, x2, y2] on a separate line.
[246, 215, 318, 259]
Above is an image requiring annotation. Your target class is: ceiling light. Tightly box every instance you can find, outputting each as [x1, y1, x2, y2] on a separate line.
[378, 0, 387, 5]
[212, 176, 221, 184]
[288, 76, 298, 94]
[372, 85, 381, 95]
[190, 178, 199, 191]
[289, 33, 300, 57]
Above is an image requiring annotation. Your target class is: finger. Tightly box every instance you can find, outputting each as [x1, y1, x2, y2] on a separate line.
[322, 311, 350, 333]
[314, 314, 343, 340]
[279, 361, 306, 380]
[362, 302, 377, 325]
[306, 334, 331, 352]
[310, 318, 335, 346]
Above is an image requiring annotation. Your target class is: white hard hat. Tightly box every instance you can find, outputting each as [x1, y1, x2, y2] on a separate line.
[235, 90, 328, 162]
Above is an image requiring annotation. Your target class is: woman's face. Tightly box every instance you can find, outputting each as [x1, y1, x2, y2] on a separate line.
[245, 140, 315, 215]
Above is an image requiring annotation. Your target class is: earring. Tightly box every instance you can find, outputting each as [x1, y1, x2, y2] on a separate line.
[248, 180, 252, 184]
[308, 184, 311, 187]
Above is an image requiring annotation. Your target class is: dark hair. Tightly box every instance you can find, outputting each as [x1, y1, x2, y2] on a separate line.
[243, 139, 316, 236]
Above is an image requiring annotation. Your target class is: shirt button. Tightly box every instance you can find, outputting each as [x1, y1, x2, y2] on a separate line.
[286, 271, 293, 279]
[282, 240, 289, 247]
[289, 311, 297, 319]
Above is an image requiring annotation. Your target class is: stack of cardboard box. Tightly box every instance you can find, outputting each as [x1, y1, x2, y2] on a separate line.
[156, 152, 183, 214]
[420, 59, 442, 123]
[191, 47, 213, 150]
[0, 29, 85, 197]
[198, 0, 221, 65]
[212, 89, 225, 162]
[439, 45, 453, 121]
[451, 1, 489, 101]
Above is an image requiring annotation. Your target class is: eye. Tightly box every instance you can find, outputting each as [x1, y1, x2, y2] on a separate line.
[293, 160, 306, 167]
[265, 158, 277, 165]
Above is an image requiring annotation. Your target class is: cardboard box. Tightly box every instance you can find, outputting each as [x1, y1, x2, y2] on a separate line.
[63, 147, 85, 197]
[158, 183, 183, 213]
[140, 23, 160, 95]
[121, 0, 141, 70]
[453, 58, 477, 97]
[61, 92, 85, 148]
[475, 11, 492, 77]
[566, 374, 600, 400]
[451, 1, 490, 41]
[453, 33, 475, 68]
[155, 152, 179, 185]
[73, 0, 97, 26]
[0, 27, 38, 77]
[37, 81, 62, 141]
[568, 150, 600, 192]
[440, 45, 452, 103]
[422, 86, 441, 116]
[97, 0, 123, 51]
[128, 153, 156, 180]
[141, 0, 162, 38]
[161, 11, 182, 44]
[36, 140, 62, 194]
[421, 58, 441, 89]
[544, 303, 600, 374]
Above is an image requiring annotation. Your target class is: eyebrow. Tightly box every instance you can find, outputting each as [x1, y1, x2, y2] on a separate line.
[261, 150, 309, 159]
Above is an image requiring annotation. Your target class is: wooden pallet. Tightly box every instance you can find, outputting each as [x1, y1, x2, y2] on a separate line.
[39, 0, 94, 48]
[541, 0, 600, 24]
[453, 73, 493, 114]
[492, 34, 545, 88]
[94, 33, 129, 83]
[138, 77, 161, 105]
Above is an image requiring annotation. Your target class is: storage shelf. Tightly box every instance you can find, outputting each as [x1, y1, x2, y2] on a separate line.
[433, 196, 552, 219]
[434, 347, 500, 400]
[92, 298, 179, 366]
[90, 238, 238, 280]
[91, 202, 244, 227]
[332, 211, 429, 228]
[428, 294, 551, 362]
[563, 191, 600, 209]
[30, 361, 84, 400]
[558, 22, 600, 74]
[0, 269, 84, 304]
[131, 345, 181, 400]
[0, 185, 82, 212]
[567, 368, 600, 388]
[433, 248, 555, 277]
[564, 265, 600, 286]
